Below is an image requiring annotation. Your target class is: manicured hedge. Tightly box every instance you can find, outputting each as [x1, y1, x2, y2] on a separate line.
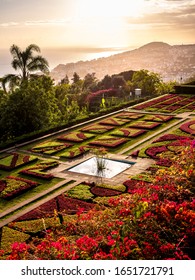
[31, 141, 72, 155]
[0, 152, 37, 171]
[90, 136, 128, 148]
[57, 132, 95, 142]
[0, 176, 39, 200]
[20, 160, 59, 180]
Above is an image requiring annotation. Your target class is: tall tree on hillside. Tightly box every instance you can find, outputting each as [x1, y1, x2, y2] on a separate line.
[1, 44, 49, 92]
[71, 72, 81, 84]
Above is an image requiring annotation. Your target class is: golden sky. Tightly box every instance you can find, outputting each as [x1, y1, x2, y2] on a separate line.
[1, 0, 195, 51]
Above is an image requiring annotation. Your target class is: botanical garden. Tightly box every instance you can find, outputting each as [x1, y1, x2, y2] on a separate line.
[0, 45, 194, 260]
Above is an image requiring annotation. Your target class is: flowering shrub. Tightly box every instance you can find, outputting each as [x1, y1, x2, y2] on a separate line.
[56, 195, 95, 214]
[86, 88, 117, 104]
[5, 174, 194, 259]
[1, 137, 195, 260]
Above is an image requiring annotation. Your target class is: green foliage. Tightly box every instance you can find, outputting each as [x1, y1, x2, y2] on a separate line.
[0, 76, 60, 139]
[0, 226, 30, 253]
[66, 184, 94, 201]
[132, 69, 161, 95]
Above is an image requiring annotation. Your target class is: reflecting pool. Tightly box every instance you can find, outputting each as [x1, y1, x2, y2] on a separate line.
[67, 156, 134, 178]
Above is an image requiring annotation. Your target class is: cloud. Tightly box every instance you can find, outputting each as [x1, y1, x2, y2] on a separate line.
[125, 2, 195, 29]
[0, 22, 19, 27]
[24, 19, 71, 26]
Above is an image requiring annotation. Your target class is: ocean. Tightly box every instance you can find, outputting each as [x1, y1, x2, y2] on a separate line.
[0, 47, 129, 77]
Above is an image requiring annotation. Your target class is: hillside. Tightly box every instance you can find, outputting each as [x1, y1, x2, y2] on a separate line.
[50, 42, 195, 83]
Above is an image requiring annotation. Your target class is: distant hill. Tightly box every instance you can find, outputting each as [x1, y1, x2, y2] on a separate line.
[50, 42, 195, 83]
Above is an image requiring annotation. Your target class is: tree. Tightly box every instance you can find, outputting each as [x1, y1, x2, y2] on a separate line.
[98, 74, 112, 89]
[71, 72, 81, 84]
[60, 75, 69, 85]
[132, 69, 161, 95]
[1, 44, 49, 92]
[82, 73, 98, 91]
[111, 75, 126, 89]
[156, 80, 176, 95]
[0, 76, 60, 141]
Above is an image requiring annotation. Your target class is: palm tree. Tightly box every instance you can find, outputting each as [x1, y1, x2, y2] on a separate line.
[1, 44, 49, 92]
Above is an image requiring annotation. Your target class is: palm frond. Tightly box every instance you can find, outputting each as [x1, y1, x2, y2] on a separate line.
[27, 56, 49, 73]
[1, 74, 20, 93]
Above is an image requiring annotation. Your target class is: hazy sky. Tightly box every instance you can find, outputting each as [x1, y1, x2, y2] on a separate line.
[1, 0, 195, 51]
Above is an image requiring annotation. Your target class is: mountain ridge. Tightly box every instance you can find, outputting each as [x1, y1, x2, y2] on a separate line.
[50, 42, 195, 82]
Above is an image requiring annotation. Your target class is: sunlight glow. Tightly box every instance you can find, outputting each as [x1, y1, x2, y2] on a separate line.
[77, 0, 145, 18]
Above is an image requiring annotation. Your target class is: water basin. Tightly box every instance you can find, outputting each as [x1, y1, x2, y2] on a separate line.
[67, 156, 134, 178]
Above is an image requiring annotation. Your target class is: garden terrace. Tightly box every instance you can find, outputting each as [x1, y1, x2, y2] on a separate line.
[132, 94, 195, 113]
[0, 93, 195, 259]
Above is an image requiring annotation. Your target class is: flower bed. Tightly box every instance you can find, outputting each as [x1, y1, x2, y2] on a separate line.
[145, 146, 168, 159]
[59, 146, 90, 159]
[10, 217, 60, 234]
[114, 112, 144, 120]
[57, 132, 94, 142]
[99, 117, 130, 126]
[123, 179, 151, 193]
[66, 184, 94, 201]
[81, 124, 114, 134]
[0, 152, 37, 171]
[180, 120, 195, 135]
[30, 141, 72, 155]
[0, 176, 39, 200]
[132, 95, 174, 110]
[0, 227, 30, 254]
[20, 160, 59, 180]
[15, 198, 58, 221]
[129, 121, 161, 129]
[163, 105, 182, 112]
[56, 194, 95, 214]
[89, 136, 128, 148]
[152, 134, 191, 143]
[111, 127, 146, 138]
[143, 114, 174, 122]
[132, 94, 195, 113]
[90, 186, 122, 197]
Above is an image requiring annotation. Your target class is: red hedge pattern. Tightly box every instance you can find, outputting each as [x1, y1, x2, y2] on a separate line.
[0, 153, 37, 171]
[90, 136, 127, 148]
[90, 186, 122, 197]
[0, 176, 39, 200]
[57, 132, 94, 142]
